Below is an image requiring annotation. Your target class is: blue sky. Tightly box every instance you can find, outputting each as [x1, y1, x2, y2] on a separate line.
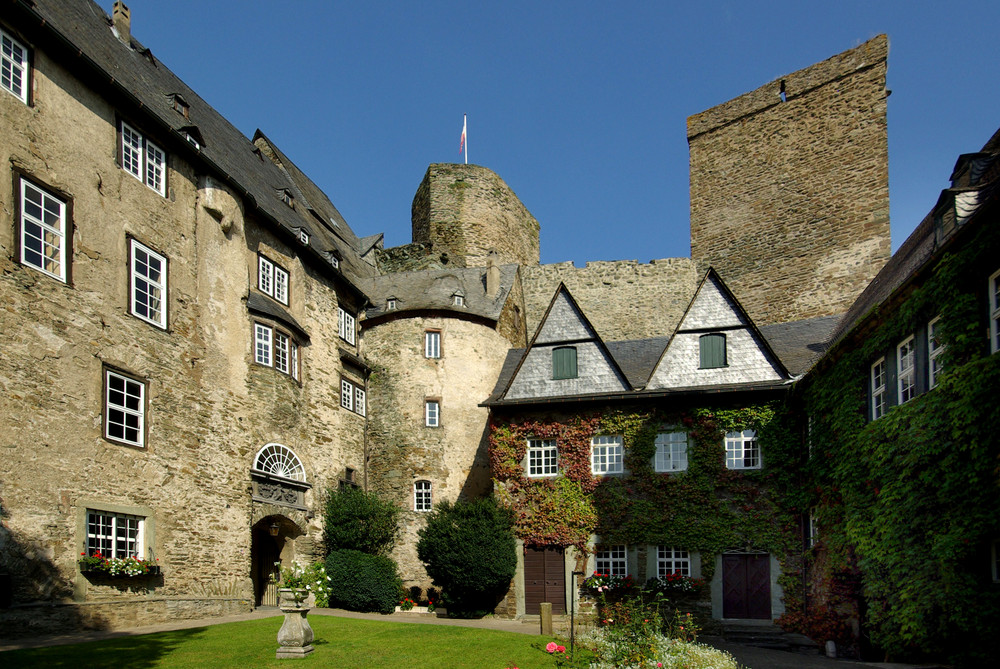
[121, 0, 999, 265]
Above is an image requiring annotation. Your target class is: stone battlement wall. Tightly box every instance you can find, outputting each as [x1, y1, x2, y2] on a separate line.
[521, 258, 699, 342]
[688, 35, 891, 326]
[411, 164, 540, 268]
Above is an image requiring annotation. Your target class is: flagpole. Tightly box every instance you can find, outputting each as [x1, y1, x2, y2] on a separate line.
[463, 114, 468, 164]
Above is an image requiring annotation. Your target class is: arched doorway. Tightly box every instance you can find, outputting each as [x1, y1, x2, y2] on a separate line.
[251, 517, 282, 606]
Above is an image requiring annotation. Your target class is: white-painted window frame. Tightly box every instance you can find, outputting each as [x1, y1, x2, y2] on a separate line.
[654, 431, 688, 472]
[1, 27, 30, 104]
[725, 430, 760, 470]
[86, 509, 144, 560]
[425, 400, 440, 427]
[425, 330, 441, 359]
[105, 369, 145, 448]
[120, 121, 166, 196]
[414, 480, 432, 512]
[19, 178, 67, 282]
[254, 323, 298, 379]
[928, 316, 944, 389]
[897, 335, 916, 404]
[656, 546, 690, 576]
[871, 357, 887, 420]
[338, 307, 356, 345]
[527, 438, 558, 477]
[595, 545, 627, 577]
[129, 239, 167, 329]
[258, 255, 289, 305]
[591, 435, 624, 475]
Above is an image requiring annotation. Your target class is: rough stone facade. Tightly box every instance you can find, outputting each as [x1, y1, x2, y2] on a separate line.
[688, 35, 891, 326]
[411, 163, 540, 268]
[521, 258, 700, 342]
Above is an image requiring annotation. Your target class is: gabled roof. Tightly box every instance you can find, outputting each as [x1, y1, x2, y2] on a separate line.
[758, 314, 841, 377]
[494, 284, 631, 401]
[645, 269, 788, 388]
[15, 0, 375, 290]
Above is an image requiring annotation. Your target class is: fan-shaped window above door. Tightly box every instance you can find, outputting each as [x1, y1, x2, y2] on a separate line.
[251, 443, 310, 510]
[253, 443, 306, 481]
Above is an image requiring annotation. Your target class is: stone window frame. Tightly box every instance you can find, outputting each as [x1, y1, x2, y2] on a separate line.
[425, 399, 441, 427]
[257, 254, 289, 306]
[253, 321, 300, 380]
[16, 174, 71, 284]
[896, 335, 916, 404]
[590, 435, 623, 475]
[340, 376, 365, 416]
[425, 329, 442, 359]
[989, 269, 1000, 354]
[414, 480, 432, 512]
[870, 357, 887, 420]
[77, 500, 155, 563]
[118, 118, 167, 197]
[526, 438, 558, 478]
[656, 547, 691, 577]
[653, 430, 688, 472]
[338, 307, 357, 346]
[724, 429, 760, 470]
[129, 237, 168, 330]
[927, 316, 944, 389]
[1, 26, 30, 105]
[103, 366, 147, 449]
[595, 544, 628, 577]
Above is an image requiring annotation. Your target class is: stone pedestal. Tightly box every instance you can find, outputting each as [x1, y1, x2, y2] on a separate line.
[276, 594, 314, 659]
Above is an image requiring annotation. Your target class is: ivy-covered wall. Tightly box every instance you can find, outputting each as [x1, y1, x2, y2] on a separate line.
[800, 216, 1000, 666]
[488, 400, 808, 598]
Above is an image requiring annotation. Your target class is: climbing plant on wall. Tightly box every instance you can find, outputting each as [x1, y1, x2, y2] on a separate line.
[488, 402, 805, 585]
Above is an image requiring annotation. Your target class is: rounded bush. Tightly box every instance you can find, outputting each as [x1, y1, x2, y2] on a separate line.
[324, 549, 402, 614]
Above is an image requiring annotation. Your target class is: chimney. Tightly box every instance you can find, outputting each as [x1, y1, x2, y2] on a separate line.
[486, 252, 500, 297]
[113, 2, 131, 44]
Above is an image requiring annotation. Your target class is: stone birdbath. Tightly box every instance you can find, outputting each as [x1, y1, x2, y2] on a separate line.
[276, 588, 314, 659]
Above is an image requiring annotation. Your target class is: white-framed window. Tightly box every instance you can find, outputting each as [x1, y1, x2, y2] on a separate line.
[254, 323, 299, 379]
[425, 330, 441, 359]
[654, 431, 688, 472]
[928, 317, 944, 389]
[871, 357, 887, 420]
[338, 307, 356, 345]
[656, 547, 690, 577]
[453, 293, 465, 307]
[120, 121, 166, 196]
[414, 480, 432, 512]
[725, 430, 759, 470]
[990, 270, 1000, 354]
[253, 443, 306, 481]
[341, 378, 365, 416]
[105, 369, 145, 447]
[258, 255, 289, 305]
[527, 438, 558, 477]
[86, 510, 144, 560]
[386, 298, 396, 310]
[425, 400, 440, 427]
[897, 336, 916, 404]
[129, 239, 167, 328]
[1, 27, 29, 104]
[19, 178, 67, 282]
[298, 229, 309, 245]
[596, 545, 627, 577]
[591, 435, 623, 475]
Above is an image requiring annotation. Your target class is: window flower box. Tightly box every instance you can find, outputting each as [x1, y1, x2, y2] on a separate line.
[79, 553, 160, 577]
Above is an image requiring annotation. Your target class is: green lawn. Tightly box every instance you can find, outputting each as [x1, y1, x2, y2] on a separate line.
[2, 616, 591, 668]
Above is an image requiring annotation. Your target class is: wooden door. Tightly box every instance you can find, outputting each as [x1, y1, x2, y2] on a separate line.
[722, 553, 771, 619]
[524, 546, 566, 614]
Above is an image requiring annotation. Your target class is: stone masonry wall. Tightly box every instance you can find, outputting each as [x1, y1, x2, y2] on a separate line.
[411, 163, 540, 268]
[688, 35, 891, 327]
[521, 258, 699, 342]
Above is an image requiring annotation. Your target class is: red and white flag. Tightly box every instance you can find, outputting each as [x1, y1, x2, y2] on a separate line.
[459, 114, 467, 162]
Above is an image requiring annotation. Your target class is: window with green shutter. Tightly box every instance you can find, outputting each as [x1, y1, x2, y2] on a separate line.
[552, 346, 578, 379]
[699, 333, 727, 369]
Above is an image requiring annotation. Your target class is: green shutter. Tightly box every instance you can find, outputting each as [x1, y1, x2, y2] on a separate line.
[699, 334, 727, 369]
[552, 347, 578, 379]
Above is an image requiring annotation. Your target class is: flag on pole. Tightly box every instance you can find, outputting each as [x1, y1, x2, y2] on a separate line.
[459, 114, 467, 164]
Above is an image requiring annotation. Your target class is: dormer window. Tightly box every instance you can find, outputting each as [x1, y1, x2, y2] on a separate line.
[298, 229, 309, 245]
[279, 189, 294, 208]
[330, 255, 340, 269]
[171, 94, 190, 119]
[699, 333, 727, 369]
[452, 292, 465, 307]
[386, 298, 397, 311]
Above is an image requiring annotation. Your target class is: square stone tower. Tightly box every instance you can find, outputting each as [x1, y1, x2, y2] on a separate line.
[688, 35, 891, 326]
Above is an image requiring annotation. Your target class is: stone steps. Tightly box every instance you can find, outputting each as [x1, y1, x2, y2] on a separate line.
[722, 622, 821, 655]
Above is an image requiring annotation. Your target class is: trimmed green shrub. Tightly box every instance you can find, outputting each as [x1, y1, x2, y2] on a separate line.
[323, 486, 399, 556]
[416, 496, 517, 616]
[324, 549, 402, 614]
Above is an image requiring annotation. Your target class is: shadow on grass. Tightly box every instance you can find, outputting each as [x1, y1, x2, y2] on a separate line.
[2, 626, 210, 669]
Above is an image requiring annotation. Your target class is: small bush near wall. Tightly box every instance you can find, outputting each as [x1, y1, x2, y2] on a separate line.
[323, 486, 400, 557]
[324, 549, 402, 614]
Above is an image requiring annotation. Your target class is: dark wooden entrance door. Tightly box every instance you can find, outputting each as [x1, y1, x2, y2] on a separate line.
[524, 546, 566, 614]
[722, 553, 771, 619]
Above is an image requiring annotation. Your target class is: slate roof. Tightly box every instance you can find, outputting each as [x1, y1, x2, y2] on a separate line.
[359, 265, 520, 322]
[19, 0, 375, 290]
[758, 314, 841, 377]
[606, 337, 670, 388]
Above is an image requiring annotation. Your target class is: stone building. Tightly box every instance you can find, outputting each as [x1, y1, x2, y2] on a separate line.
[7, 3, 988, 661]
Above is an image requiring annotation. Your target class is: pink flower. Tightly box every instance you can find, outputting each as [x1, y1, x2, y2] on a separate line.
[556, 645, 565, 653]
[546, 642, 558, 653]
[658, 664, 663, 668]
